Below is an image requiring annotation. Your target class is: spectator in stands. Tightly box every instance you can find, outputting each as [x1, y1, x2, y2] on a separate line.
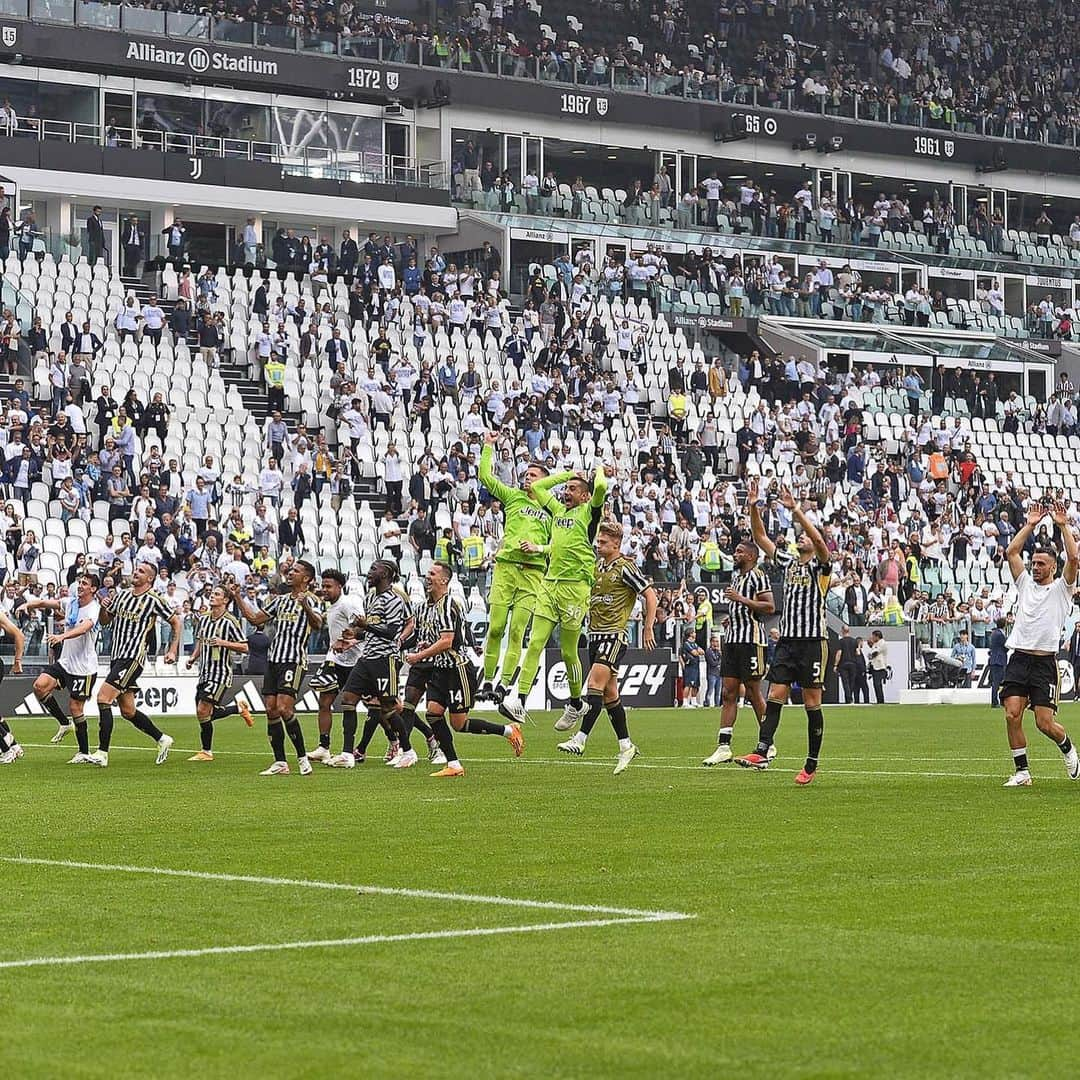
[141, 295, 166, 351]
[278, 506, 304, 556]
[93, 385, 117, 449]
[121, 216, 143, 278]
[197, 312, 221, 368]
[85, 206, 105, 266]
[162, 219, 187, 264]
[242, 217, 259, 266]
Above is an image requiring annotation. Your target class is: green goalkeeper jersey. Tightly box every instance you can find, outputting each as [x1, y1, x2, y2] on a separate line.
[479, 445, 574, 571]
[531, 467, 608, 585]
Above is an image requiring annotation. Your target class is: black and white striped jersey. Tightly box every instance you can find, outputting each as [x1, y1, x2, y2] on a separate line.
[360, 585, 411, 661]
[108, 588, 174, 661]
[194, 611, 246, 685]
[726, 566, 771, 646]
[772, 546, 830, 640]
[261, 593, 314, 664]
[414, 593, 467, 670]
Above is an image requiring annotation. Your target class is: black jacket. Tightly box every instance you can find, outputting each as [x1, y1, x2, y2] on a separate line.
[95, 395, 118, 427]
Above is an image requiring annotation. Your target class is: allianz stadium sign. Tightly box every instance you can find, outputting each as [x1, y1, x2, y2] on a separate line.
[125, 41, 279, 76]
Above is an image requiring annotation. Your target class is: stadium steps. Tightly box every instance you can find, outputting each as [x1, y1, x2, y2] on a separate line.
[352, 479, 387, 519]
[119, 274, 156, 307]
[215, 360, 307, 431]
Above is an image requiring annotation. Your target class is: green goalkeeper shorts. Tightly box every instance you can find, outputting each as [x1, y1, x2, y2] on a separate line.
[488, 563, 546, 614]
[533, 579, 591, 636]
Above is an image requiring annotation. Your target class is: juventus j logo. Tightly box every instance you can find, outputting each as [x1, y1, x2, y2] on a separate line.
[189, 157, 203, 180]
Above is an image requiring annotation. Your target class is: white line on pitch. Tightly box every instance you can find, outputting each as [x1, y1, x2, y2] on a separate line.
[16, 742, 1022, 779]
[0, 915, 685, 972]
[0, 857, 692, 920]
[479, 758, 1009, 780]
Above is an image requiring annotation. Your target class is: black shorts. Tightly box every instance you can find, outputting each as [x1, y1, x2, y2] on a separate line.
[767, 638, 829, 690]
[309, 661, 353, 695]
[405, 662, 435, 694]
[720, 642, 767, 683]
[1000, 651, 1060, 712]
[106, 657, 144, 693]
[426, 663, 478, 714]
[43, 662, 97, 702]
[343, 656, 400, 701]
[262, 661, 306, 699]
[588, 634, 628, 671]
[196, 679, 231, 706]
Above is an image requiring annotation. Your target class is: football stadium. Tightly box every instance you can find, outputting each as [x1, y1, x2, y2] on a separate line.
[2, 0, 1080, 1075]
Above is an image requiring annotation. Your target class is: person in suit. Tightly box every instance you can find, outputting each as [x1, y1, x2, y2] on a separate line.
[86, 206, 105, 266]
[94, 385, 118, 448]
[988, 617, 1009, 708]
[324, 328, 349, 370]
[59, 311, 78, 355]
[121, 215, 143, 277]
[252, 281, 268, 317]
[73, 321, 102, 367]
[338, 229, 358, 276]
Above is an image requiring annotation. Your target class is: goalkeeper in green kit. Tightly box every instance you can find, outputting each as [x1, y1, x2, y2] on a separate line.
[478, 431, 575, 702]
[499, 460, 610, 731]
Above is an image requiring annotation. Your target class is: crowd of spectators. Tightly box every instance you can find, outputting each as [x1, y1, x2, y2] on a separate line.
[3, 209, 1077, 681]
[102, 0, 1080, 144]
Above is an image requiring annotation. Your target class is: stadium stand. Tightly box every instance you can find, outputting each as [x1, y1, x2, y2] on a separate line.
[0, 224, 1074, 674]
[0, 0, 1076, 694]
[105, 0, 1080, 143]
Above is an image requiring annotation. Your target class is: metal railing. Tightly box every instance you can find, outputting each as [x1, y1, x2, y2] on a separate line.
[0, 114, 447, 187]
[0, 0, 1076, 152]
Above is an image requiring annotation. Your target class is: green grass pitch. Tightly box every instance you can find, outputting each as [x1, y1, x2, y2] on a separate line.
[4, 702, 1079, 1079]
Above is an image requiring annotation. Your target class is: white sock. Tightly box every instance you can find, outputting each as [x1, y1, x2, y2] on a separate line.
[573, 730, 587, 745]
[449, 759, 462, 769]
[618, 738, 633, 751]
[503, 725, 513, 737]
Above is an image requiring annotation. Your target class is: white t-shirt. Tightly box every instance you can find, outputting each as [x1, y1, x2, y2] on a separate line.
[327, 594, 365, 666]
[60, 598, 101, 676]
[1006, 571, 1074, 653]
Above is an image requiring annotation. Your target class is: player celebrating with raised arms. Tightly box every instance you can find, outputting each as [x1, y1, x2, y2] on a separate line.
[500, 462, 610, 729]
[478, 430, 574, 702]
[19, 576, 96, 763]
[998, 500, 1080, 786]
[557, 520, 655, 774]
[735, 482, 832, 785]
[232, 561, 323, 776]
[185, 585, 252, 762]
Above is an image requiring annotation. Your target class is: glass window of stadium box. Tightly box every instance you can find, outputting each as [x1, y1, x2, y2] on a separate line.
[136, 92, 204, 141]
[508, 227, 572, 296]
[31, 0, 73, 22]
[73, 0, 118, 27]
[0, 76, 97, 135]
